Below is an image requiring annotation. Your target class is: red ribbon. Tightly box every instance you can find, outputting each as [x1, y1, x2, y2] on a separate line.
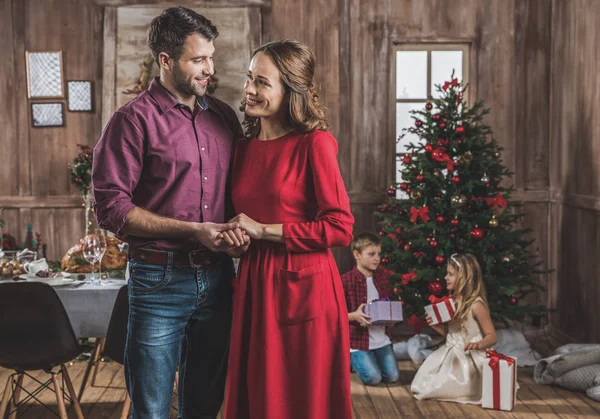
[486, 350, 516, 410]
[428, 296, 455, 322]
[431, 147, 455, 171]
[401, 271, 416, 285]
[407, 314, 426, 335]
[485, 193, 508, 212]
[442, 78, 459, 91]
[410, 206, 430, 224]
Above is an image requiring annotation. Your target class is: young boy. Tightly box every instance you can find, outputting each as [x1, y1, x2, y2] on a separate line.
[341, 232, 400, 386]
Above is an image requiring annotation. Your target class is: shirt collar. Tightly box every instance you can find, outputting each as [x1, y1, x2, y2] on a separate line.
[148, 77, 211, 114]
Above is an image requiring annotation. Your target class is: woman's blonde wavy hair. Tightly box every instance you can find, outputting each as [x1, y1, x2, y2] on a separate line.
[240, 39, 328, 139]
[447, 253, 488, 334]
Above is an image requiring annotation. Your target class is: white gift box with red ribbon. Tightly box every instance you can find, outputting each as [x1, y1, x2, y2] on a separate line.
[482, 350, 518, 411]
[424, 296, 456, 325]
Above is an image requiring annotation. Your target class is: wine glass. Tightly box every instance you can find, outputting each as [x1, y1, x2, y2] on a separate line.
[82, 235, 101, 285]
[95, 232, 107, 285]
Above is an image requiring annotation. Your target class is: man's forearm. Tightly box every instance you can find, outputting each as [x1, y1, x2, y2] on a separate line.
[121, 207, 197, 239]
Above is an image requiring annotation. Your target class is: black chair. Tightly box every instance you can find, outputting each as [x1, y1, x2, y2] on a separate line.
[79, 285, 133, 419]
[0, 282, 84, 418]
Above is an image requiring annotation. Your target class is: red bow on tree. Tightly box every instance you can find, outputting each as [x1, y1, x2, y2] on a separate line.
[442, 78, 459, 91]
[410, 206, 430, 224]
[431, 147, 455, 171]
[407, 314, 427, 335]
[485, 193, 508, 212]
[401, 271, 417, 285]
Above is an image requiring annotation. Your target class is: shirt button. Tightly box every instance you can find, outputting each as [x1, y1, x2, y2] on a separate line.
[204, 176, 208, 181]
[204, 205, 208, 209]
[201, 147, 205, 151]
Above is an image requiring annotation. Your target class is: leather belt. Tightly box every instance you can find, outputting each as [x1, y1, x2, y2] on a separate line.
[131, 248, 219, 268]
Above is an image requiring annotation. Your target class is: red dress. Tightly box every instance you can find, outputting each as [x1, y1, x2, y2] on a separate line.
[225, 130, 354, 419]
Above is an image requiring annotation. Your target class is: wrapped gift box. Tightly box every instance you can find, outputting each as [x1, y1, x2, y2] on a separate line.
[365, 300, 403, 324]
[482, 350, 518, 411]
[424, 296, 456, 325]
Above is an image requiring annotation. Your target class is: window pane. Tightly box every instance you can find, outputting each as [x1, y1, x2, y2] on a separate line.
[396, 102, 427, 153]
[431, 50, 463, 98]
[395, 156, 409, 199]
[396, 51, 427, 99]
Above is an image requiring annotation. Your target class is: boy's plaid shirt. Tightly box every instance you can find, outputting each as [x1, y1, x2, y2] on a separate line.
[341, 266, 393, 351]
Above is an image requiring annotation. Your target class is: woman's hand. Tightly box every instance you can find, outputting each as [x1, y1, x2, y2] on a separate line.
[227, 240, 251, 258]
[228, 213, 264, 240]
[464, 341, 483, 351]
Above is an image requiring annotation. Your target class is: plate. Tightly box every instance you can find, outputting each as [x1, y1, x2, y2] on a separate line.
[18, 272, 75, 286]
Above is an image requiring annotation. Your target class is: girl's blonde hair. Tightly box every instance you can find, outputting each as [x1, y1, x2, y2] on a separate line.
[448, 253, 488, 333]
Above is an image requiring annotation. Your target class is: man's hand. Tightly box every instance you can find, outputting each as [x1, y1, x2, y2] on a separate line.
[193, 222, 241, 252]
[228, 213, 264, 240]
[220, 227, 250, 248]
[349, 304, 372, 327]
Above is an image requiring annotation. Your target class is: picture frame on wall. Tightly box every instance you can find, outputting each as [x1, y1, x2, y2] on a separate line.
[31, 103, 65, 128]
[67, 80, 94, 112]
[25, 51, 64, 98]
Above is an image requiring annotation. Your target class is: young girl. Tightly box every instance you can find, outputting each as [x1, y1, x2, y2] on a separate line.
[411, 253, 497, 404]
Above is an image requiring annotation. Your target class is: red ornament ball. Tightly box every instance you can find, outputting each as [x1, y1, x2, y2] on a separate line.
[415, 120, 423, 127]
[451, 176, 460, 183]
[430, 239, 438, 248]
[425, 144, 433, 153]
[381, 257, 389, 264]
[387, 188, 396, 196]
[403, 243, 411, 251]
[428, 280, 444, 296]
[449, 233, 455, 239]
[393, 287, 398, 294]
[432, 114, 441, 121]
[438, 121, 446, 129]
[451, 218, 459, 226]
[470, 227, 485, 240]
[402, 155, 412, 165]
[455, 125, 465, 134]
[425, 102, 433, 110]
[399, 183, 409, 191]
[416, 174, 425, 182]
[510, 296, 518, 305]
[436, 215, 445, 223]
[378, 231, 385, 237]
[434, 255, 445, 265]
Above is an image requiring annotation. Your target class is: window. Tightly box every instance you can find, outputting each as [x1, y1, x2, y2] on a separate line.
[394, 44, 470, 198]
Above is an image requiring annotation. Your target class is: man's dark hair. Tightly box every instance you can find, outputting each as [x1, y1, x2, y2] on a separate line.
[147, 6, 218, 64]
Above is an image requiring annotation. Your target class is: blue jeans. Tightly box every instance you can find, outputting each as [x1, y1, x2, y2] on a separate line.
[350, 344, 400, 386]
[124, 253, 235, 419]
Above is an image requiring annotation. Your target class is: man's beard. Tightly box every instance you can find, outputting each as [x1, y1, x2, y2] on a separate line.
[172, 63, 206, 97]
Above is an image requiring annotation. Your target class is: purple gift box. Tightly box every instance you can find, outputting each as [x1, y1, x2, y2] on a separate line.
[365, 300, 404, 324]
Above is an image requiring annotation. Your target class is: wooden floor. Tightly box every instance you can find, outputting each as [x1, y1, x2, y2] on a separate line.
[2, 360, 600, 418]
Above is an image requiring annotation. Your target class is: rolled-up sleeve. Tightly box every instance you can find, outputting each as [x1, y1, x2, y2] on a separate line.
[283, 132, 354, 252]
[92, 111, 143, 237]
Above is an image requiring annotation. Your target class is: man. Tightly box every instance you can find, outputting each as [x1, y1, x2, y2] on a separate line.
[92, 6, 246, 418]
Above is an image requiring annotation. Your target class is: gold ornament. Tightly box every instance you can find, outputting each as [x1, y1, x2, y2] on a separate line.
[502, 255, 512, 263]
[489, 216, 499, 227]
[451, 195, 461, 206]
[481, 175, 490, 183]
[494, 151, 501, 158]
[410, 190, 422, 200]
[462, 151, 473, 163]
[458, 195, 467, 206]
[433, 170, 440, 177]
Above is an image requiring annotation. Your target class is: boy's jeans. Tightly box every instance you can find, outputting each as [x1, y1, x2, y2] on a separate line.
[124, 253, 235, 419]
[350, 344, 400, 386]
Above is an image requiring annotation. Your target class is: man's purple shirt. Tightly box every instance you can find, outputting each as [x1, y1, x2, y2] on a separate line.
[92, 77, 241, 252]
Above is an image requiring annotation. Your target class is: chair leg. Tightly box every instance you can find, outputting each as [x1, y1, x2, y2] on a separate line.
[0, 375, 13, 418]
[90, 338, 106, 387]
[7, 373, 23, 419]
[51, 372, 68, 419]
[78, 337, 104, 400]
[61, 365, 84, 419]
[120, 392, 131, 419]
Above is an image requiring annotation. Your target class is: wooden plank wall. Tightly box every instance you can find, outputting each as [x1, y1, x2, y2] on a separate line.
[0, 0, 597, 341]
[0, 0, 103, 260]
[548, 0, 600, 343]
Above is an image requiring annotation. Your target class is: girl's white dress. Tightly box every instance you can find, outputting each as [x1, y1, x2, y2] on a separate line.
[410, 297, 487, 404]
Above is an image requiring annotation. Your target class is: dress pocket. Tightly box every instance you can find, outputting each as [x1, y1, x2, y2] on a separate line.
[129, 260, 171, 294]
[275, 262, 324, 325]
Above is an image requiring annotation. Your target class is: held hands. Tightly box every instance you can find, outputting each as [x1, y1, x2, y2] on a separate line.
[193, 222, 250, 252]
[228, 213, 264, 240]
[350, 304, 372, 327]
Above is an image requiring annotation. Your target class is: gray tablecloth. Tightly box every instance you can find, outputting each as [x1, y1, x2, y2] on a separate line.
[1, 276, 125, 339]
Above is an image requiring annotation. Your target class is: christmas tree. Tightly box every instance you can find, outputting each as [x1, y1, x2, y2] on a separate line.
[377, 75, 548, 324]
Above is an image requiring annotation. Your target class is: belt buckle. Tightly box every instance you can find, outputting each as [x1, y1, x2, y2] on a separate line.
[188, 251, 205, 268]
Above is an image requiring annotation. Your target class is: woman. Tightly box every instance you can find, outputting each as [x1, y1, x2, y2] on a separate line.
[224, 40, 354, 419]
